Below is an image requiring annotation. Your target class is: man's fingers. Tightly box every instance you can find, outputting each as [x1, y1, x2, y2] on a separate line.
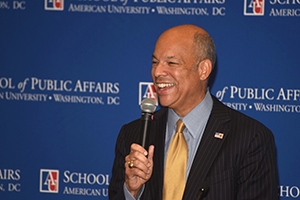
[131, 143, 148, 156]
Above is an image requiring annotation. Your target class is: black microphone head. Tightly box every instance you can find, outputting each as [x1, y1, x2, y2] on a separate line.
[140, 98, 156, 113]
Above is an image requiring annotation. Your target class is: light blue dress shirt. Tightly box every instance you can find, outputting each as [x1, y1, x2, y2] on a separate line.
[165, 91, 213, 178]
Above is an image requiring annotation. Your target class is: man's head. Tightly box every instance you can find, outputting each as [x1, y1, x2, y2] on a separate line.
[151, 24, 216, 117]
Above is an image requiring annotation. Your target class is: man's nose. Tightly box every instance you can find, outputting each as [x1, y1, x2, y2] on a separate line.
[153, 62, 167, 77]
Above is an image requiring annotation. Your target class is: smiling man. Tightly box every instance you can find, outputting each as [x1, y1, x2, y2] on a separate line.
[109, 24, 278, 200]
[151, 25, 213, 117]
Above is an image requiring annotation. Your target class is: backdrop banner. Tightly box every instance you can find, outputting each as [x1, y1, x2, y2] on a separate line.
[1, 0, 299, 199]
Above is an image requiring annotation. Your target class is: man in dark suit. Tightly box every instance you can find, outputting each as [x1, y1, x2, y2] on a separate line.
[109, 24, 278, 200]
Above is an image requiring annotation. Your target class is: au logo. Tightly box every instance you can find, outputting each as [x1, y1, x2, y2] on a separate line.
[45, 0, 64, 11]
[139, 82, 158, 106]
[40, 169, 59, 193]
[244, 0, 264, 16]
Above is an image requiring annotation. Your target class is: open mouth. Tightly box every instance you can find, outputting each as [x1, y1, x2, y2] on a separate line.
[156, 83, 175, 89]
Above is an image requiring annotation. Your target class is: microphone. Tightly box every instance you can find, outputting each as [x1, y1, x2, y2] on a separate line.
[196, 180, 209, 200]
[140, 98, 156, 148]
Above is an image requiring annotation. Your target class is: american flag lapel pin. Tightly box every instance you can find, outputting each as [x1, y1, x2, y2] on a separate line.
[214, 132, 224, 139]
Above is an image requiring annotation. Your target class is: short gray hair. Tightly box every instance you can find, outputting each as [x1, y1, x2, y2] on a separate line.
[193, 32, 216, 68]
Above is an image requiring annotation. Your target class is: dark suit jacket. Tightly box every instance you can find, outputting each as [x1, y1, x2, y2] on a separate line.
[109, 95, 279, 200]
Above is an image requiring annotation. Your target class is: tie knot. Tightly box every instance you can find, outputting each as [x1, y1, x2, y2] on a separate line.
[176, 119, 185, 133]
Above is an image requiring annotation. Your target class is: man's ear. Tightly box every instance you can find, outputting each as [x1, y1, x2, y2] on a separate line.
[197, 59, 213, 81]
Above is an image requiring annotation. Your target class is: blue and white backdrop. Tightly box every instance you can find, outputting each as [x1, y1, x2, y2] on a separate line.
[0, 0, 299, 199]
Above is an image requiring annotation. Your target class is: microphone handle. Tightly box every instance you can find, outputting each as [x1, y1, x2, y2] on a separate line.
[140, 112, 151, 148]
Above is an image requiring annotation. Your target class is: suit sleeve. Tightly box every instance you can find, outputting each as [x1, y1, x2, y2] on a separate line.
[109, 120, 142, 200]
[237, 126, 279, 200]
[109, 125, 127, 200]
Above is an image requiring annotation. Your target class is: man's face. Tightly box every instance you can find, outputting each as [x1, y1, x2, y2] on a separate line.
[151, 31, 206, 116]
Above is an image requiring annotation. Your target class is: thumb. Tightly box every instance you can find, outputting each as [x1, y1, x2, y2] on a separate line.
[147, 145, 155, 160]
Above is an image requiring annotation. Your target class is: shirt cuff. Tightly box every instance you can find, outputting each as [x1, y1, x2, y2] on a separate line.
[123, 182, 145, 200]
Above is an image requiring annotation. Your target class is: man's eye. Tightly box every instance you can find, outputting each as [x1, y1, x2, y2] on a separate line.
[168, 62, 178, 66]
[152, 61, 158, 65]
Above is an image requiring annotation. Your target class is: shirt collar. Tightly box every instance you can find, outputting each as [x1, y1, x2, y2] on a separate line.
[168, 91, 213, 138]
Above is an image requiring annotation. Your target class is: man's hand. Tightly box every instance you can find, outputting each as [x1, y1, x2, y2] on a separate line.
[125, 143, 154, 198]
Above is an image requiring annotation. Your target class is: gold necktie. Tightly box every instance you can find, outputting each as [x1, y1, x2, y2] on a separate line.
[163, 119, 187, 200]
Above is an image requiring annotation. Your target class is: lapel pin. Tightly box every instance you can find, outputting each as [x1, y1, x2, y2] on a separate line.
[214, 132, 224, 139]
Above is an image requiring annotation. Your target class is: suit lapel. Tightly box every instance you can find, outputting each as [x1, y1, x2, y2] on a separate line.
[183, 97, 231, 199]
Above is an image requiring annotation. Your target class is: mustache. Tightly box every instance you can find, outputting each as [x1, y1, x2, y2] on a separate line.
[154, 77, 173, 83]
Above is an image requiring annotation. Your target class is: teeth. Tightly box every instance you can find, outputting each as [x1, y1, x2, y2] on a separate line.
[157, 83, 174, 89]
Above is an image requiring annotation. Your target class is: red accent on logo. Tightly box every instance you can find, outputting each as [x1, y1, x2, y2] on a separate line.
[40, 169, 59, 193]
[139, 82, 158, 106]
[145, 84, 156, 99]
[55, 0, 62, 9]
[254, 0, 263, 14]
[49, 171, 58, 191]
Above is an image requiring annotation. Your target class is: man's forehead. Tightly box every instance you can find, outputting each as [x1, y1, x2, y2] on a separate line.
[153, 42, 192, 59]
[152, 55, 180, 60]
